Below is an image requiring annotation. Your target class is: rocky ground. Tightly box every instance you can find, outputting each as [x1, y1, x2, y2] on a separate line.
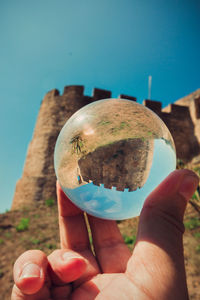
[0, 198, 200, 300]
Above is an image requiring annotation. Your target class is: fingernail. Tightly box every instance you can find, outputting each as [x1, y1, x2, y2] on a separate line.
[20, 263, 41, 279]
[62, 252, 83, 262]
[179, 174, 199, 199]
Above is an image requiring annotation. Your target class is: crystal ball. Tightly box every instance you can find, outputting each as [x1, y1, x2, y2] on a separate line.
[54, 98, 176, 220]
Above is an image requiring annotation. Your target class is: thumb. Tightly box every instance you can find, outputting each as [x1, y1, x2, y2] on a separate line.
[126, 169, 199, 300]
[139, 169, 199, 238]
[12, 250, 48, 298]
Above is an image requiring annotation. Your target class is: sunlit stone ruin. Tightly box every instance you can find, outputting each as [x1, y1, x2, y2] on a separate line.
[12, 86, 200, 209]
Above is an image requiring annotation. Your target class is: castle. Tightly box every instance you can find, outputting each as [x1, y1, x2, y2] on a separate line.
[12, 86, 200, 210]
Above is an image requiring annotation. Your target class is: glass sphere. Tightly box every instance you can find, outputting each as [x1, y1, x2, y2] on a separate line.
[54, 98, 176, 220]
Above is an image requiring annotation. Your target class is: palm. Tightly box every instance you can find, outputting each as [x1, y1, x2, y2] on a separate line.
[71, 272, 130, 300]
[12, 170, 198, 300]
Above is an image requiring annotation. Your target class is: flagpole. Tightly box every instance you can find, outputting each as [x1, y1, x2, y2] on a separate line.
[148, 75, 152, 99]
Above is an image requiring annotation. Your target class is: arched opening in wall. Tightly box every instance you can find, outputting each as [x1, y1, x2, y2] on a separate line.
[195, 96, 200, 119]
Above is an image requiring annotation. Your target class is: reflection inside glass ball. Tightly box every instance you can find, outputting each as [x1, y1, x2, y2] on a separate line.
[54, 98, 176, 220]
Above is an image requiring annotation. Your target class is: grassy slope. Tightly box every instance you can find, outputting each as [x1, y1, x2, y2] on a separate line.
[0, 198, 200, 300]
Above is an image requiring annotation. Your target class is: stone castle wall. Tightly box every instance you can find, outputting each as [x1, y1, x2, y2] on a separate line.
[12, 86, 200, 210]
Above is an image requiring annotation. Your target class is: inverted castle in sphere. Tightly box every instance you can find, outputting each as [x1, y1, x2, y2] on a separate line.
[12, 86, 200, 210]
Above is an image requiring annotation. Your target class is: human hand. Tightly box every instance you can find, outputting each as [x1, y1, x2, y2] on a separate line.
[11, 169, 199, 300]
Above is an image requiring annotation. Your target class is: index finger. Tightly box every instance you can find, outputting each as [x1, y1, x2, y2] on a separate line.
[57, 182, 90, 251]
[56, 182, 101, 285]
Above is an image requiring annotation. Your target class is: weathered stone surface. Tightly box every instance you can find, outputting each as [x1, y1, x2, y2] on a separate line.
[163, 89, 200, 161]
[78, 138, 154, 191]
[12, 175, 56, 209]
[11, 86, 200, 210]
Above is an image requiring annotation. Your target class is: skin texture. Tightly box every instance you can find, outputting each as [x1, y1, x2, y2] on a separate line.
[11, 169, 199, 300]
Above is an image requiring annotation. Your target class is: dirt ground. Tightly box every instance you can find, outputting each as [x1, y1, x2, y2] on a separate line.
[0, 200, 199, 300]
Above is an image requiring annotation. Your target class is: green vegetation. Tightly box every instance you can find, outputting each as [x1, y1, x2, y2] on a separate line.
[70, 134, 85, 154]
[30, 238, 41, 245]
[45, 198, 55, 207]
[0, 239, 4, 245]
[123, 234, 136, 246]
[194, 232, 200, 239]
[98, 120, 111, 126]
[16, 218, 30, 232]
[147, 131, 153, 136]
[184, 217, 200, 230]
[196, 244, 200, 253]
[110, 121, 130, 135]
[194, 167, 200, 176]
[120, 121, 129, 129]
[192, 191, 199, 201]
[46, 243, 57, 250]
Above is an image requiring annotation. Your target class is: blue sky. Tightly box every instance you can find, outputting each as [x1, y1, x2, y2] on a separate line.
[0, 0, 199, 212]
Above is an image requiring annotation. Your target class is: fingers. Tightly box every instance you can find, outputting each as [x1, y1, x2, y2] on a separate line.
[57, 182, 131, 274]
[126, 169, 199, 299]
[133, 169, 199, 257]
[12, 249, 89, 299]
[88, 216, 131, 273]
[13, 250, 48, 296]
[56, 183, 101, 283]
[138, 169, 199, 241]
[57, 182, 90, 251]
[47, 249, 87, 284]
[143, 169, 199, 224]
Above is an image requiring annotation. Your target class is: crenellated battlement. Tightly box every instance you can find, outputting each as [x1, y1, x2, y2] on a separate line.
[63, 85, 84, 96]
[119, 94, 137, 101]
[45, 88, 60, 97]
[44, 85, 199, 122]
[164, 103, 190, 117]
[92, 87, 112, 100]
[11, 85, 200, 210]
[143, 99, 162, 114]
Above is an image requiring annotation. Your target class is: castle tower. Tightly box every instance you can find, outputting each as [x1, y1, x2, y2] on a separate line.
[174, 89, 200, 146]
[161, 89, 200, 162]
[12, 86, 113, 210]
[12, 86, 200, 210]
